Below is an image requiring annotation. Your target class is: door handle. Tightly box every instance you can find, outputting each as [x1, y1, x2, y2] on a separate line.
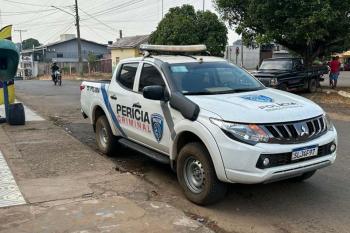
[132, 102, 142, 108]
[110, 95, 117, 100]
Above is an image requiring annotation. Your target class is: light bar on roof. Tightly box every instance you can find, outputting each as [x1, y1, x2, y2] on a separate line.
[140, 44, 207, 53]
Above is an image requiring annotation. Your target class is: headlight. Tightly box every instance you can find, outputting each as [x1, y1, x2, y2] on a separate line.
[270, 78, 278, 86]
[325, 114, 334, 131]
[210, 118, 270, 145]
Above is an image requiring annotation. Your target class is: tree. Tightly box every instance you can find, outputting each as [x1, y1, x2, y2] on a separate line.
[215, 0, 350, 65]
[87, 52, 97, 73]
[22, 38, 40, 50]
[150, 5, 228, 56]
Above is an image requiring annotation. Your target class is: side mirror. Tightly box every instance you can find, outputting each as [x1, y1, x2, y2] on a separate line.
[143, 85, 168, 101]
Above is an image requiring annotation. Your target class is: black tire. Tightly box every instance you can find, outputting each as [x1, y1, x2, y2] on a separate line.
[308, 78, 317, 93]
[95, 115, 118, 156]
[289, 170, 316, 182]
[8, 103, 25, 125]
[177, 142, 227, 205]
[59, 77, 62, 86]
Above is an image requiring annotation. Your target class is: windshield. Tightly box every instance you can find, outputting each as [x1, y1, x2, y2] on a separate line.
[169, 62, 264, 95]
[260, 60, 293, 70]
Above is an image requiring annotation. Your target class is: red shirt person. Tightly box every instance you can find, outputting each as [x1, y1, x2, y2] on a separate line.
[330, 57, 341, 73]
[329, 56, 341, 88]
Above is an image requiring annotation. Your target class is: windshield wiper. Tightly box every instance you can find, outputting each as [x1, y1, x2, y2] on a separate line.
[184, 91, 216, 95]
[231, 88, 264, 92]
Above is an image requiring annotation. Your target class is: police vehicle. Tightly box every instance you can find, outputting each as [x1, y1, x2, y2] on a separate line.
[80, 45, 337, 205]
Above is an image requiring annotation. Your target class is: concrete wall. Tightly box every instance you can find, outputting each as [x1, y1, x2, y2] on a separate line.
[226, 45, 260, 70]
[111, 48, 141, 70]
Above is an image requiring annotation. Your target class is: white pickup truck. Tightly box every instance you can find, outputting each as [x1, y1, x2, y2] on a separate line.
[80, 45, 337, 205]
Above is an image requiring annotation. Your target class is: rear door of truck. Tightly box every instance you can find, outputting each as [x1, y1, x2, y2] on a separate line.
[107, 62, 140, 138]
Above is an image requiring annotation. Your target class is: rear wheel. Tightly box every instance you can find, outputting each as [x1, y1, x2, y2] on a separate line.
[177, 142, 227, 205]
[289, 170, 316, 182]
[95, 115, 118, 156]
[308, 78, 317, 93]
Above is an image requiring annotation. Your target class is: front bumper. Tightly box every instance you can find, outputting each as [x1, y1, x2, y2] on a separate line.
[215, 126, 337, 184]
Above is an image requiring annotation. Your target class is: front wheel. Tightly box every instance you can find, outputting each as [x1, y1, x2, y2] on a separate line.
[308, 78, 317, 93]
[95, 115, 118, 156]
[58, 77, 62, 86]
[177, 142, 227, 205]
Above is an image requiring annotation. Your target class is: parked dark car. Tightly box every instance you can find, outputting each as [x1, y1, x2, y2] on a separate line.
[252, 58, 328, 93]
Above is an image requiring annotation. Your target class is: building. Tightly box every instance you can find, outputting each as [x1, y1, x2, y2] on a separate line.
[22, 34, 108, 63]
[109, 35, 149, 70]
[20, 34, 109, 77]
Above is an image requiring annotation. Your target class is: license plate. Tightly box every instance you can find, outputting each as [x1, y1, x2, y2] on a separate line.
[291, 145, 318, 161]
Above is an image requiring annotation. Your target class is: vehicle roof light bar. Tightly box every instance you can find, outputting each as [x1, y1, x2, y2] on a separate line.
[140, 44, 207, 53]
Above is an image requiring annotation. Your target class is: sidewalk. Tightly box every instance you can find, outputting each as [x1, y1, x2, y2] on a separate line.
[0, 111, 212, 232]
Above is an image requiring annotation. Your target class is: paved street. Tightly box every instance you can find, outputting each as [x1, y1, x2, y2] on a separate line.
[322, 71, 350, 87]
[9, 79, 350, 233]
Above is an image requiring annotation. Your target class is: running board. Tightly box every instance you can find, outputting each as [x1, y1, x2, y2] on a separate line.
[118, 138, 170, 164]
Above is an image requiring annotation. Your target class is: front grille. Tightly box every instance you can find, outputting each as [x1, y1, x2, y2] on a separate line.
[262, 115, 327, 144]
[256, 141, 335, 169]
[256, 77, 271, 86]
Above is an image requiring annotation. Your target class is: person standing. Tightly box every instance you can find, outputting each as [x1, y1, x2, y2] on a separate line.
[329, 56, 341, 89]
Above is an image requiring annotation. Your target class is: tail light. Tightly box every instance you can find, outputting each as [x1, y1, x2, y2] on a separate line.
[80, 84, 85, 91]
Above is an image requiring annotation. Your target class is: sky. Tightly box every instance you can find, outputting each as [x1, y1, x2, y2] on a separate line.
[0, 0, 239, 46]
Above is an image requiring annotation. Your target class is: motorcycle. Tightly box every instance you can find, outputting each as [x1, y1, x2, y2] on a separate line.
[53, 70, 62, 86]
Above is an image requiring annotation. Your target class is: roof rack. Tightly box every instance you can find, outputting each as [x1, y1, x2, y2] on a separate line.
[140, 44, 207, 57]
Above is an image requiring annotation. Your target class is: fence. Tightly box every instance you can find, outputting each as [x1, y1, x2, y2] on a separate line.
[89, 59, 112, 74]
[34, 59, 112, 77]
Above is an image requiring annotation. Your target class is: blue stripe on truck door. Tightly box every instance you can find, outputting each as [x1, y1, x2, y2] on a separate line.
[101, 84, 127, 138]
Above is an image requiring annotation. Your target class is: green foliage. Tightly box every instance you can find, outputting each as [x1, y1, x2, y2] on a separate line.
[22, 38, 40, 50]
[215, 0, 350, 64]
[88, 52, 97, 72]
[150, 5, 228, 56]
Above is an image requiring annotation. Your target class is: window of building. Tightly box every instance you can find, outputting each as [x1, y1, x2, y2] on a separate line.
[138, 64, 165, 92]
[117, 63, 139, 90]
[57, 53, 63, 58]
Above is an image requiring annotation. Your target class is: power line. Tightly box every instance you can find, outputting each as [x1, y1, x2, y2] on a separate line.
[79, 7, 118, 35]
[89, 0, 144, 18]
[15, 10, 60, 26]
[1, 0, 69, 8]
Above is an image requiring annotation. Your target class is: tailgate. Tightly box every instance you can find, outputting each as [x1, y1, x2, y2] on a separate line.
[80, 81, 109, 118]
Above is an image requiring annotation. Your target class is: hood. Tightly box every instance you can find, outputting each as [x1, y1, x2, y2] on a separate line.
[252, 69, 289, 77]
[188, 89, 324, 124]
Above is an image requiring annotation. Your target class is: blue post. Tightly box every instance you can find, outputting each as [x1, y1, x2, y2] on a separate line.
[3, 80, 10, 121]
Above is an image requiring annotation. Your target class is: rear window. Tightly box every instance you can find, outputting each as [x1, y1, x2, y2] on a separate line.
[117, 63, 138, 90]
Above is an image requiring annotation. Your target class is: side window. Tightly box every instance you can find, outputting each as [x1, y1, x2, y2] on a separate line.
[138, 63, 165, 92]
[117, 63, 138, 90]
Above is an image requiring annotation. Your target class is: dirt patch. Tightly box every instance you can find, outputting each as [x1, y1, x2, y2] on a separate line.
[302, 88, 350, 120]
[37, 74, 111, 81]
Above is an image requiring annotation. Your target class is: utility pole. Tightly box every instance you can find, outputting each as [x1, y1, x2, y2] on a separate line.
[74, 0, 83, 76]
[161, 0, 164, 19]
[14, 29, 27, 74]
[51, 4, 82, 75]
[203, 0, 205, 12]
[0, 10, 2, 28]
[14, 29, 27, 52]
